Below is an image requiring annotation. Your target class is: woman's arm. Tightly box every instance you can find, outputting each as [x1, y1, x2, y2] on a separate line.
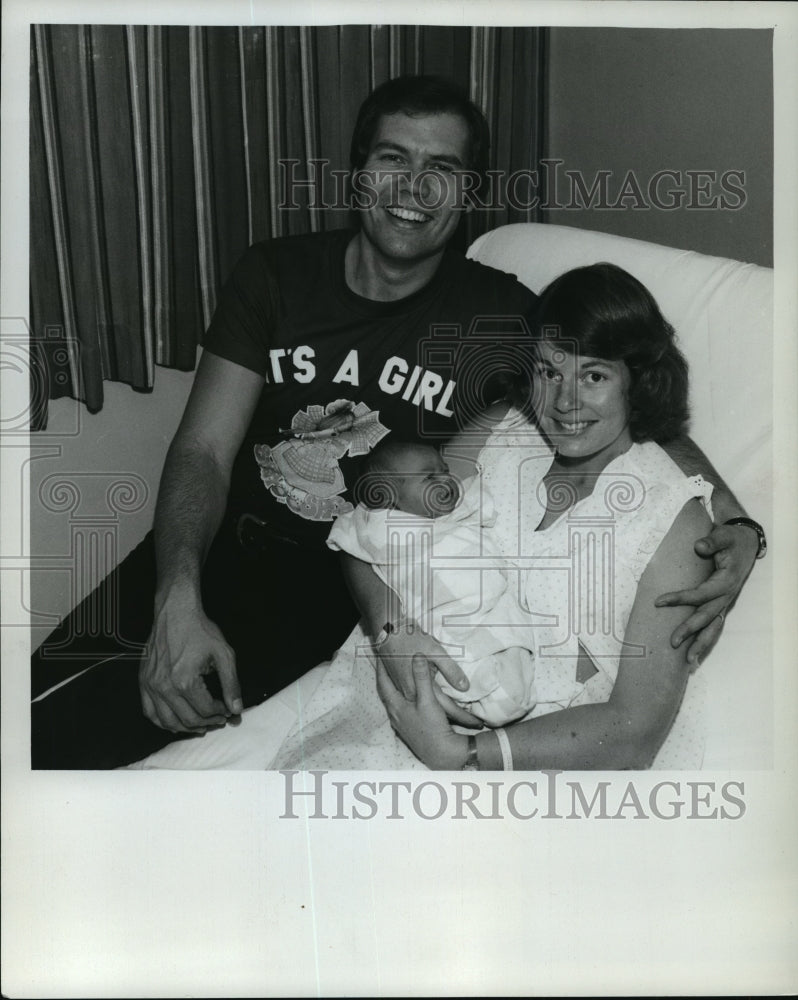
[379, 498, 713, 770]
[486, 497, 714, 768]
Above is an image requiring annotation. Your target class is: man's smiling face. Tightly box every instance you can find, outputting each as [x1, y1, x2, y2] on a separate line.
[354, 110, 472, 269]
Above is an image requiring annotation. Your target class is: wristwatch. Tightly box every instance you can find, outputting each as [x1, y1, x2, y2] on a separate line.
[724, 517, 767, 559]
[461, 734, 480, 771]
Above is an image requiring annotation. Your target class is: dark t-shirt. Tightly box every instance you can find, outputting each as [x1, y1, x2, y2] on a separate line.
[203, 228, 539, 546]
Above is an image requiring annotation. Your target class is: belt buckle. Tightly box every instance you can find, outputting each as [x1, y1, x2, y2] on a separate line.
[236, 512, 268, 550]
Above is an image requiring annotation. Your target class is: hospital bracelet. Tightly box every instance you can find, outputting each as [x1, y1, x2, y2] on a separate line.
[373, 616, 413, 646]
[494, 728, 514, 771]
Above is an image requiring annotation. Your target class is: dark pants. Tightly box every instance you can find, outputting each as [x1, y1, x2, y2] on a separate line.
[31, 523, 360, 769]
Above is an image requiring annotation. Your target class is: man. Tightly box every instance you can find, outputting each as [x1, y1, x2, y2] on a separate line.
[31, 75, 762, 768]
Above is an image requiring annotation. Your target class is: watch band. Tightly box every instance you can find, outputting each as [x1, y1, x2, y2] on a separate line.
[724, 517, 767, 559]
[461, 734, 480, 771]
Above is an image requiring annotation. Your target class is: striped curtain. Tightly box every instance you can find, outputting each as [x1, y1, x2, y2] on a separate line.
[29, 24, 546, 424]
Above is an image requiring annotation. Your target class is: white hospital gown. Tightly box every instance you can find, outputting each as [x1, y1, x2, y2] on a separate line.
[478, 409, 713, 768]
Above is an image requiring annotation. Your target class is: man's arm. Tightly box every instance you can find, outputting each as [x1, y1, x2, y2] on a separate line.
[659, 435, 761, 663]
[661, 435, 747, 521]
[139, 351, 265, 732]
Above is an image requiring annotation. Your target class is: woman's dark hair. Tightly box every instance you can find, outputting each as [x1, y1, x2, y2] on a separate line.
[349, 74, 490, 180]
[525, 263, 689, 443]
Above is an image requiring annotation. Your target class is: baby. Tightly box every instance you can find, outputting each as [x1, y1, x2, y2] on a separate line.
[327, 439, 536, 726]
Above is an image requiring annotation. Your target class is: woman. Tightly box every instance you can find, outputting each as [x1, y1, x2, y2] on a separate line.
[373, 262, 714, 770]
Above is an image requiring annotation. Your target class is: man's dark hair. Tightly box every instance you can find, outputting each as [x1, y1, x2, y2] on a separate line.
[531, 263, 690, 443]
[349, 74, 490, 178]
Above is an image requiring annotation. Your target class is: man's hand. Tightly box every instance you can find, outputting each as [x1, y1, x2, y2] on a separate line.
[140, 591, 243, 733]
[655, 522, 759, 664]
[376, 623, 481, 726]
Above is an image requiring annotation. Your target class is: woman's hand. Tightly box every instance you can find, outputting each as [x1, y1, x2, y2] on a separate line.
[655, 521, 759, 664]
[376, 656, 469, 769]
[376, 625, 481, 726]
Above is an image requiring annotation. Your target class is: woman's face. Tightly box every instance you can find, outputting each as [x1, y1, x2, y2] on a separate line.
[533, 340, 633, 469]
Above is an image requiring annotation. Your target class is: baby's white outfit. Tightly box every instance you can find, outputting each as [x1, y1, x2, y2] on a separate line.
[327, 477, 536, 726]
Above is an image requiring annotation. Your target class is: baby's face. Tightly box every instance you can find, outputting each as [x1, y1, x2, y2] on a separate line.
[386, 446, 460, 518]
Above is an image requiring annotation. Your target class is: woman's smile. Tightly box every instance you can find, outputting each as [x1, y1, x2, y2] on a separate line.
[550, 418, 594, 433]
